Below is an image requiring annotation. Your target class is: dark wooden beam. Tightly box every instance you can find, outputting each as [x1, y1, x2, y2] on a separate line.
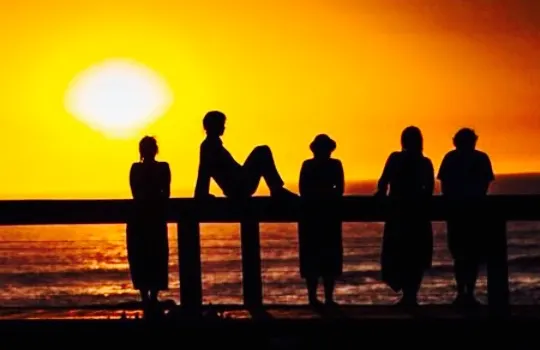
[0, 195, 537, 225]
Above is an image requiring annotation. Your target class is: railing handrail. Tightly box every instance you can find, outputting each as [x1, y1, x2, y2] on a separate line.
[0, 195, 538, 225]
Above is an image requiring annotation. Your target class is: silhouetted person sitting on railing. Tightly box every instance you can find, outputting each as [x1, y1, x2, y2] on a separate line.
[194, 110, 297, 199]
[376, 126, 434, 307]
[127, 136, 171, 315]
[298, 134, 344, 307]
[437, 128, 495, 307]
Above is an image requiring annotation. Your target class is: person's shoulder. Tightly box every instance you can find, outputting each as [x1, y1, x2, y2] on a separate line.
[301, 158, 315, 169]
[422, 155, 434, 166]
[387, 151, 401, 160]
[443, 149, 458, 158]
[201, 137, 221, 151]
[474, 150, 491, 161]
[157, 161, 170, 168]
[329, 158, 343, 167]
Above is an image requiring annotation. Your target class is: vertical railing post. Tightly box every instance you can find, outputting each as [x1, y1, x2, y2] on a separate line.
[178, 219, 202, 312]
[487, 219, 510, 317]
[240, 220, 263, 309]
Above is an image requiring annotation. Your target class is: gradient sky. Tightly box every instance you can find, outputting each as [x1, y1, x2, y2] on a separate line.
[1, 0, 539, 198]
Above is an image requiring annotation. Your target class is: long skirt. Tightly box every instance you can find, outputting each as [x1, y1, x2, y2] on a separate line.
[126, 209, 169, 291]
[298, 217, 343, 279]
[381, 217, 433, 292]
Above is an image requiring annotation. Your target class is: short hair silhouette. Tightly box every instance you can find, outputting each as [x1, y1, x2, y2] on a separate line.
[453, 128, 478, 150]
[139, 136, 158, 161]
[401, 126, 423, 153]
[310, 134, 336, 157]
[203, 111, 226, 133]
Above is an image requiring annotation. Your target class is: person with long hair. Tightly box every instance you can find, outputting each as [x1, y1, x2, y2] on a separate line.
[376, 126, 434, 307]
[126, 136, 171, 311]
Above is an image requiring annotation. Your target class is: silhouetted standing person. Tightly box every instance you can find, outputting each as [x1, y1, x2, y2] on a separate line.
[194, 111, 297, 199]
[437, 128, 494, 307]
[377, 126, 434, 307]
[298, 134, 344, 307]
[127, 136, 171, 310]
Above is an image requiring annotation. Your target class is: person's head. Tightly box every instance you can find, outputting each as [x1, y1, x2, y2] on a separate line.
[139, 136, 158, 162]
[203, 111, 226, 137]
[453, 128, 478, 151]
[401, 126, 423, 154]
[310, 134, 336, 159]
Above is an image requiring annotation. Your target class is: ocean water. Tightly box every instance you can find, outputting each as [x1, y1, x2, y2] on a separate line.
[1, 175, 540, 308]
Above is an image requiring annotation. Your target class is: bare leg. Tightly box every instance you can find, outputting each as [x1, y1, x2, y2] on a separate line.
[453, 259, 467, 301]
[306, 278, 322, 306]
[140, 289, 150, 306]
[149, 290, 159, 305]
[241, 146, 296, 197]
[463, 260, 481, 306]
[398, 270, 422, 306]
[323, 277, 337, 305]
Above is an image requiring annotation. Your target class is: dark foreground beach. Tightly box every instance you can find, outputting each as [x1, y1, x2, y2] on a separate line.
[1, 305, 540, 348]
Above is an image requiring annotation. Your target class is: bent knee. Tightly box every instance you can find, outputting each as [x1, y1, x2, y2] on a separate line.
[254, 145, 271, 154]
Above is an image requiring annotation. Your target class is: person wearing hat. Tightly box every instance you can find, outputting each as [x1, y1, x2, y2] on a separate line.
[437, 128, 494, 307]
[298, 134, 344, 307]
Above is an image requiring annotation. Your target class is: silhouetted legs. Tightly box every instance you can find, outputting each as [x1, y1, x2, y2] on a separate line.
[149, 289, 160, 304]
[238, 146, 295, 197]
[140, 289, 150, 305]
[306, 278, 320, 306]
[447, 219, 482, 306]
[398, 269, 423, 306]
[140, 289, 160, 308]
[453, 259, 480, 306]
[306, 277, 337, 306]
[323, 277, 336, 305]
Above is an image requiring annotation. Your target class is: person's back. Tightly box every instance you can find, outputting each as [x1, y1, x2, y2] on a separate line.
[130, 161, 170, 201]
[438, 149, 493, 198]
[300, 158, 344, 198]
[197, 136, 242, 195]
[382, 151, 434, 199]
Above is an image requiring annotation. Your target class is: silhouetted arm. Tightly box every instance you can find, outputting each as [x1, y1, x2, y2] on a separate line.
[299, 161, 313, 197]
[425, 159, 435, 196]
[376, 153, 395, 195]
[335, 160, 345, 196]
[162, 163, 171, 199]
[437, 154, 450, 195]
[481, 153, 495, 194]
[194, 147, 212, 198]
[129, 163, 141, 199]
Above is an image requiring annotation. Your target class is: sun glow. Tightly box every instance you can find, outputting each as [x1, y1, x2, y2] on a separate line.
[65, 59, 173, 138]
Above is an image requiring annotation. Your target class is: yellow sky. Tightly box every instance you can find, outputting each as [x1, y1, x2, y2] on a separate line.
[0, 0, 539, 198]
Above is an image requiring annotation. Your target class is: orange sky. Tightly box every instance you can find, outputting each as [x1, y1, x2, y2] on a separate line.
[0, 0, 539, 198]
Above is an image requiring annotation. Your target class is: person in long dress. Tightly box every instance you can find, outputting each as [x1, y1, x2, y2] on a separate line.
[127, 136, 171, 309]
[376, 126, 434, 307]
[298, 134, 344, 307]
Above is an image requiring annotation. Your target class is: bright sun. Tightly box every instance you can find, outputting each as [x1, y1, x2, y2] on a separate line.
[65, 59, 173, 138]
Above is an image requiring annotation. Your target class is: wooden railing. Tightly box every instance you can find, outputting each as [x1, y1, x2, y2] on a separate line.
[1, 195, 539, 316]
